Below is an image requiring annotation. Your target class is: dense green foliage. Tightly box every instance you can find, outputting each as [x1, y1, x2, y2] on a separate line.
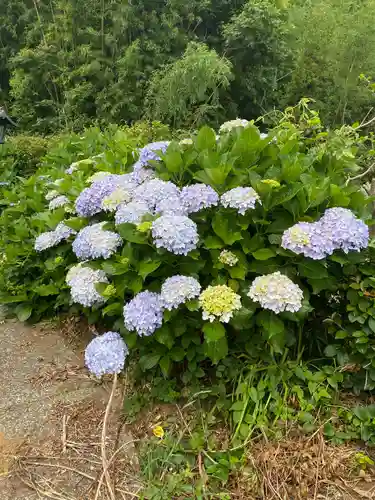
[1, 0, 375, 132]
[1, 104, 374, 403]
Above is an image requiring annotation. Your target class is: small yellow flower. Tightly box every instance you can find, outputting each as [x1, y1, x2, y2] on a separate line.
[152, 425, 165, 439]
[199, 284, 242, 323]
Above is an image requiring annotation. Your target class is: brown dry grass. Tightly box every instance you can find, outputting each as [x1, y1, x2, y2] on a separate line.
[228, 432, 375, 500]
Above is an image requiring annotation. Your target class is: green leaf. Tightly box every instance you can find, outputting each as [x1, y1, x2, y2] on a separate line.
[139, 353, 161, 371]
[204, 235, 224, 249]
[117, 223, 149, 244]
[102, 302, 123, 317]
[170, 346, 185, 362]
[15, 303, 33, 322]
[202, 322, 226, 342]
[164, 150, 182, 173]
[299, 260, 328, 279]
[186, 299, 200, 311]
[159, 355, 171, 377]
[204, 336, 228, 364]
[196, 126, 217, 151]
[138, 259, 161, 280]
[369, 318, 375, 333]
[34, 284, 59, 296]
[324, 345, 337, 357]
[155, 325, 174, 350]
[212, 213, 242, 245]
[324, 422, 336, 437]
[256, 311, 284, 339]
[252, 248, 276, 260]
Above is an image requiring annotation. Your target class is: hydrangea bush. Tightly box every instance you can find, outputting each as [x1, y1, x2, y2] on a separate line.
[0, 106, 373, 383]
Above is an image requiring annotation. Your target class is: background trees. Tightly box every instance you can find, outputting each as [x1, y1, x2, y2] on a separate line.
[1, 0, 375, 133]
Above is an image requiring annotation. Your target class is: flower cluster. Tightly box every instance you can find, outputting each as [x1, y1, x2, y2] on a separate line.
[137, 141, 170, 168]
[35, 222, 76, 252]
[219, 250, 238, 267]
[49, 195, 70, 211]
[199, 285, 242, 322]
[161, 275, 201, 310]
[115, 201, 150, 225]
[87, 171, 112, 184]
[102, 187, 132, 212]
[248, 272, 303, 314]
[282, 208, 368, 259]
[72, 223, 122, 260]
[180, 184, 218, 214]
[219, 119, 249, 134]
[124, 291, 164, 336]
[321, 207, 369, 253]
[66, 263, 108, 307]
[152, 215, 199, 255]
[45, 190, 59, 201]
[133, 179, 181, 214]
[75, 175, 120, 217]
[85, 331, 128, 377]
[221, 187, 261, 215]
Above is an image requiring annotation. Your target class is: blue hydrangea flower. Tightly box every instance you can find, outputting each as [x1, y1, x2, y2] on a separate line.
[155, 195, 186, 216]
[85, 331, 128, 377]
[161, 275, 201, 310]
[123, 291, 164, 336]
[75, 176, 119, 217]
[137, 141, 170, 167]
[115, 201, 150, 225]
[35, 231, 60, 251]
[151, 215, 199, 255]
[281, 221, 334, 260]
[180, 184, 219, 214]
[221, 187, 261, 214]
[128, 167, 156, 185]
[134, 179, 181, 213]
[321, 207, 369, 253]
[66, 263, 109, 307]
[72, 222, 122, 260]
[54, 221, 77, 241]
[49, 195, 70, 210]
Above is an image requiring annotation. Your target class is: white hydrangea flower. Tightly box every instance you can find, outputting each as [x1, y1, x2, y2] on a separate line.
[219, 250, 239, 267]
[45, 190, 59, 201]
[248, 272, 303, 314]
[221, 187, 261, 215]
[34, 231, 60, 252]
[87, 171, 113, 184]
[101, 187, 133, 212]
[49, 195, 70, 210]
[160, 275, 201, 310]
[179, 138, 193, 146]
[219, 118, 249, 134]
[66, 263, 109, 307]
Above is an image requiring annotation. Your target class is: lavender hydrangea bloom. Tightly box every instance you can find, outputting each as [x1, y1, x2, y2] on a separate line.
[35, 231, 60, 251]
[137, 141, 170, 167]
[155, 195, 186, 216]
[75, 176, 119, 217]
[49, 195, 70, 210]
[85, 331, 128, 377]
[54, 221, 77, 240]
[124, 291, 164, 336]
[152, 215, 199, 255]
[128, 167, 155, 185]
[133, 179, 181, 213]
[248, 272, 303, 314]
[72, 222, 122, 260]
[161, 275, 201, 310]
[321, 207, 369, 253]
[66, 264, 108, 307]
[281, 221, 334, 260]
[221, 187, 261, 215]
[115, 201, 150, 225]
[180, 184, 219, 214]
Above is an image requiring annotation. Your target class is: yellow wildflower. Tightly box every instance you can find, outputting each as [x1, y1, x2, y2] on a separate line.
[152, 425, 165, 439]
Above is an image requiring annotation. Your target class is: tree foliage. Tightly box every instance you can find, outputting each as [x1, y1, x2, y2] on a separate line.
[1, 0, 375, 132]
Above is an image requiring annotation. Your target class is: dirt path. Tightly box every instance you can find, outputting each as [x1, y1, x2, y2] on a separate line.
[0, 321, 139, 499]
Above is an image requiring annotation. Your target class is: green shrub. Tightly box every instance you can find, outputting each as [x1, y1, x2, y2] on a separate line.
[0, 103, 373, 392]
[0, 134, 50, 179]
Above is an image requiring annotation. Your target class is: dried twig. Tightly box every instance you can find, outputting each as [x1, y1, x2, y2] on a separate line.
[97, 373, 118, 500]
[345, 162, 375, 185]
